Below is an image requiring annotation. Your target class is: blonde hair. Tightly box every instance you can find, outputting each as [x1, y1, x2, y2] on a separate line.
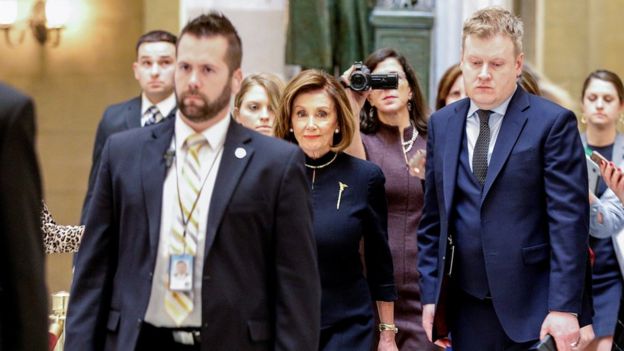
[462, 7, 524, 56]
[234, 73, 284, 116]
[274, 69, 355, 153]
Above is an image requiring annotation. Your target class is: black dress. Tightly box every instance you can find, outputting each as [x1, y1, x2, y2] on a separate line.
[305, 152, 397, 351]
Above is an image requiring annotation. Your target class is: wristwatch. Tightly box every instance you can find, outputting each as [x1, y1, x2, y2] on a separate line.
[378, 323, 399, 333]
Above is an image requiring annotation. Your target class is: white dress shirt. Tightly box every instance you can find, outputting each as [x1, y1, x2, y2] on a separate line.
[140, 93, 177, 127]
[465, 86, 517, 170]
[144, 112, 229, 327]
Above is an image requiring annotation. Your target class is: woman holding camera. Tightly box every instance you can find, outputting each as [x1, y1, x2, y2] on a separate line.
[275, 69, 398, 351]
[343, 48, 437, 350]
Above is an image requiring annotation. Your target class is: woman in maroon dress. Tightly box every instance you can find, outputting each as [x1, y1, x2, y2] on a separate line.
[344, 48, 438, 350]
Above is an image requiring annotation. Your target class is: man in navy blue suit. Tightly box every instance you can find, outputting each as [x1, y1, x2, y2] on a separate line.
[418, 7, 589, 351]
[81, 30, 178, 223]
[65, 13, 320, 351]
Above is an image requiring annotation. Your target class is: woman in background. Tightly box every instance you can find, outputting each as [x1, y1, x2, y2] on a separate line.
[233, 72, 284, 136]
[583, 69, 624, 351]
[435, 63, 465, 110]
[343, 48, 437, 350]
[275, 69, 398, 351]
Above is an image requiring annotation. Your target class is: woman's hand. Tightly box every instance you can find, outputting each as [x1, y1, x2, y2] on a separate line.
[377, 330, 398, 351]
[408, 149, 427, 179]
[600, 160, 624, 203]
[341, 65, 369, 160]
[340, 65, 371, 116]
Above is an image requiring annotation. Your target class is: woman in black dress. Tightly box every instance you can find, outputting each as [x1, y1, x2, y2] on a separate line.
[275, 69, 398, 351]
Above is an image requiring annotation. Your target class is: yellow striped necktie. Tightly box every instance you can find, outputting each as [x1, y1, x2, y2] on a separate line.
[164, 133, 207, 325]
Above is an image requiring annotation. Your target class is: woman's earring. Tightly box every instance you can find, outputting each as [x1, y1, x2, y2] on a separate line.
[289, 128, 294, 133]
[335, 128, 340, 134]
[407, 100, 413, 112]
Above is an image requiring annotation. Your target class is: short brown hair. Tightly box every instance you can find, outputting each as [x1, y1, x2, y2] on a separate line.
[135, 30, 177, 56]
[178, 12, 242, 73]
[435, 63, 463, 110]
[462, 7, 524, 56]
[274, 70, 355, 153]
[234, 73, 285, 116]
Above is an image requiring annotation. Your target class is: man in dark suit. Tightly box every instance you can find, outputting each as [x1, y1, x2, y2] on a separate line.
[65, 13, 321, 351]
[81, 30, 178, 223]
[0, 83, 48, 350]
[417, 7, 589, 351]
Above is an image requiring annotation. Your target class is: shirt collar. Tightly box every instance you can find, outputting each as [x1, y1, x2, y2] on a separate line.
[174, 110, 230, 151]
[467, 85, 518, 119]
[141, 92, 177, 117]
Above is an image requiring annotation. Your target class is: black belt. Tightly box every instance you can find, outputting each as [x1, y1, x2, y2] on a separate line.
[143, 323, 201, 346]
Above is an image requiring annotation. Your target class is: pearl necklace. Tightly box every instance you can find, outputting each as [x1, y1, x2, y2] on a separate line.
[402, 126, 418, 153]
[401, 125, 419, 166]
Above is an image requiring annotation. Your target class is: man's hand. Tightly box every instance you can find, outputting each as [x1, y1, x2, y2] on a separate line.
[576, 324, 595, 350]
[422, 304, 451, 348]
[539, 311, 580, 351]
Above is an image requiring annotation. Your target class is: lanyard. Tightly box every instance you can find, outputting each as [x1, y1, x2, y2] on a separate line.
[173, 133, 224, 254]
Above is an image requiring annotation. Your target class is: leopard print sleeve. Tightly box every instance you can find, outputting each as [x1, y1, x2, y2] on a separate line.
[41, 201, 85, 254]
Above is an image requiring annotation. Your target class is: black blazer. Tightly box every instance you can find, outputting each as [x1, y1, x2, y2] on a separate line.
[0, 83, 48, 351]
[80, 96, 176, 223]
[65, 117, 321, 351]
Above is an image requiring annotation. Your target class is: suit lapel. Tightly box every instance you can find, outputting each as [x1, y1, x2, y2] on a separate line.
[443, 101, 469, 216]
[141, 118, 175, 251]
[481, 88, 529, 203]
[204, 121, 254, 256]
[125, 97, 142, 129]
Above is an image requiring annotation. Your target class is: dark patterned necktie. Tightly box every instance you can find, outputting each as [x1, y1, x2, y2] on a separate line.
[144, 105, 164, 126]
[472, 109, 491, 185]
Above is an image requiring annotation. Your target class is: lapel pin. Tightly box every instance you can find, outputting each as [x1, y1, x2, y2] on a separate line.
[337, 181, 348, 210]
[235, 147, 247, 159]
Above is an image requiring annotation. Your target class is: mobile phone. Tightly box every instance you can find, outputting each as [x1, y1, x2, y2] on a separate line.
[590, 150, 608, 166]
[530, 334, 557, 351]
[586, 156, 600, 194]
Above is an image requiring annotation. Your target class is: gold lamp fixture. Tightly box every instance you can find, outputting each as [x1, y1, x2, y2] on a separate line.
[0, 0, 71, 47]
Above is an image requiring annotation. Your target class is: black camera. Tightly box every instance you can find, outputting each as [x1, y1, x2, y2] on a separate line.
[349, 62, 399, 91]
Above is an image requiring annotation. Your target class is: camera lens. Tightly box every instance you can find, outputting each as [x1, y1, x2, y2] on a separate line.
[350, 72, 368, 91]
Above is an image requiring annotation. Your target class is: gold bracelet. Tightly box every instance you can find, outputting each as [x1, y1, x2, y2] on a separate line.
[378, 323, 398, 333]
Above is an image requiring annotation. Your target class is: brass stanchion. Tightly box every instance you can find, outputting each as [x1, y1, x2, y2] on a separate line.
[49, 291, 69, 351]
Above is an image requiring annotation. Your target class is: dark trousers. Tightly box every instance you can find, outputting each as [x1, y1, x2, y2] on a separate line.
[136, 323, 200, 351]
[449, 289, 537, 351]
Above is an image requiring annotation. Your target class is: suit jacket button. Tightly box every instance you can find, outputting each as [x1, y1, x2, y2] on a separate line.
[203, 275, 211, 281]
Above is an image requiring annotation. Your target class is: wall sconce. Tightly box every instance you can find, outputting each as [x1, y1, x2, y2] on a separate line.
[0, 0, 71, 47]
